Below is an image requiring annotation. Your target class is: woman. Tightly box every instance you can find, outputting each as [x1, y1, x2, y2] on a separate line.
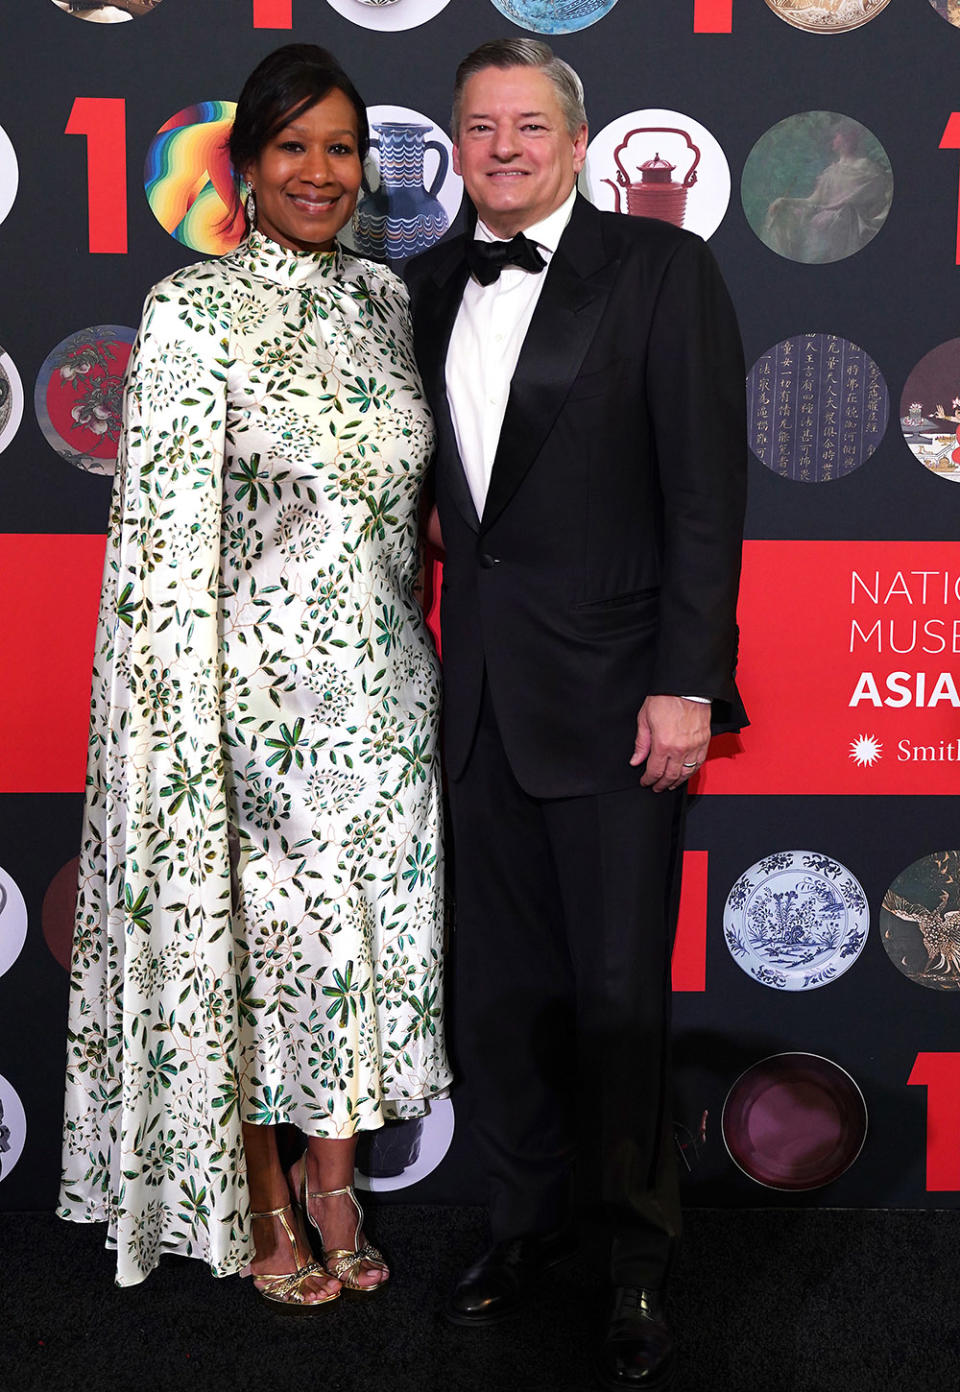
[59, 44, 450, 1306]
[762, 120, 892, 265]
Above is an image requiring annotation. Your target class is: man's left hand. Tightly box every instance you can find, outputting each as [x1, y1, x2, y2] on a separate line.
[630, 695, 711, 792]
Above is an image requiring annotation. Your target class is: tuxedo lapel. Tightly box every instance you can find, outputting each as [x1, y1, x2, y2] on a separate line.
[481, 197, 620, 531]
[413, 239, 479, 531]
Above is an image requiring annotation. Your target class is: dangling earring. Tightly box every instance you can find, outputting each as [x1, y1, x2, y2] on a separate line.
[245, 186, 257, 226]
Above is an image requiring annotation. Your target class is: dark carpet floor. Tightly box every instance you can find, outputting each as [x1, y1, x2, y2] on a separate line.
[2, 1206, 958, 1392]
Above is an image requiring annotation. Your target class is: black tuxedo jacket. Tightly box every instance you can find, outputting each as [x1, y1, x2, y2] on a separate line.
[406, 196, 747, 799]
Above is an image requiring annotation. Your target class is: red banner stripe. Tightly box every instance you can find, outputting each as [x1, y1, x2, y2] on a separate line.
[0, 534, 105, 793]
[694, 0, 733, 32]
[908, 1053, 960, 1191]
[672, 851, 708, 992]
[252, 0, 293, 27]
[65, 98, 127, 255]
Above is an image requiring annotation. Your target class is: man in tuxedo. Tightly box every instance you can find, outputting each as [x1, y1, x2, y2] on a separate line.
[406, 38, 746, 1391]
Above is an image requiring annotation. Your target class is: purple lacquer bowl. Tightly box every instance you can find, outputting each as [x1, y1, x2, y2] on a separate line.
[721, 1052, 868, 1191]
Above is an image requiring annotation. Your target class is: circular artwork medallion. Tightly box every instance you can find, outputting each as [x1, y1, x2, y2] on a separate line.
[899, 339, 960, 485]
[0, 864, 28, 981]
[145, 102, 243, 254]
[722, 1053, 867, 1190]
[0, 123, 18, 229]
[354, 1097, 454, 1192]
[928, 1, 960, 27]
[341, 105, 462, 261]
[325, 0, 453, 28]
[43, 857, 80, 972]
[0, 345, 24, 456]
[763, 0, 892, 32]
[747, 333, 888, 482]
[0, 1074, 27, 1184]
[724, 850, 869, 990]
[880, 850, 960, 990]
[488, 0, 619, 32]
[34, 326, 135, 474]
[742, 112, 892, 266]
[582, 108, 730, 241]
[51, 0, 163, 19]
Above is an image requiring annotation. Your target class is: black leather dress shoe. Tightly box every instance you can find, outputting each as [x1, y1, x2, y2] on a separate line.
[595, 1286, 676, 1390]
[443, 1228, 578, 1327]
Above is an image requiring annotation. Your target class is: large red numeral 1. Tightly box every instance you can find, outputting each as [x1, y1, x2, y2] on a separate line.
[940, 115, 960, 264]
[907, 1052, 960, 1190]
[65, 97, 127, 255]
[672, 851, 708, 991]
[253, 0, 292, 26]
[694, 0, 733, 31]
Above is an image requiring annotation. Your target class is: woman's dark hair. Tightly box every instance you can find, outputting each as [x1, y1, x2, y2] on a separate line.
[227, 44, 368, 229]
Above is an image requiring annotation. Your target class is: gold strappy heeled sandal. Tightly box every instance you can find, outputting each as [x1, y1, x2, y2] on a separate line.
[249, 1203, 340, 1313]
[300, 1175, 390, 1294]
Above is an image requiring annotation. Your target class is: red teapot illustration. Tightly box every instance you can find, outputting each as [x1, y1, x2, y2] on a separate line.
[603, 127, 701, 228]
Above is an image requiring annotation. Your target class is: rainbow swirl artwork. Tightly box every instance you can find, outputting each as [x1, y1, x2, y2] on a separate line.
[144, 101, 244, 254]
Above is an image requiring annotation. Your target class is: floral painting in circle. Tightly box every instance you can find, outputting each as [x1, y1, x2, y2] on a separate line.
[34, 326, 135, 475]
[724, 850, 869, 990]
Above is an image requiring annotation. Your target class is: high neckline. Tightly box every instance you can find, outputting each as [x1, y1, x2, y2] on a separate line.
[225, 227, 346, 288]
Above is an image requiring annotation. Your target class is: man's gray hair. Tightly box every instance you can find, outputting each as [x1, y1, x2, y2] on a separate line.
[451, 38, 587, 141]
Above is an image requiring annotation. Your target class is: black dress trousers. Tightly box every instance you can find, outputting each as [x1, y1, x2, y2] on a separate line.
[448, 679, 686, 1288]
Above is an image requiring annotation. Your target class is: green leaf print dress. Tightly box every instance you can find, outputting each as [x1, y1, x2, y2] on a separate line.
[59, 230, 450, 1286]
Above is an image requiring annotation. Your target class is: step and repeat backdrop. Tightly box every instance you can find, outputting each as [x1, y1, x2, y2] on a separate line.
[0, 0, 958, 1214]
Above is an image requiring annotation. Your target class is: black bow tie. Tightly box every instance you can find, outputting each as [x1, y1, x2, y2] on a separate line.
[465, 232, 547, 285]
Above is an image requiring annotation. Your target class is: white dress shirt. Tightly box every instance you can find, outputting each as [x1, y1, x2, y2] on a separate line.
[445, 188, 576, 519]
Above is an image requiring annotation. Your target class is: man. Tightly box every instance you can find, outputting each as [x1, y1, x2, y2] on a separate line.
[406, 38, 746, 1391]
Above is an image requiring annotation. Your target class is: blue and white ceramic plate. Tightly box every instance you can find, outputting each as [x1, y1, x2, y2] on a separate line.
[724, 850, 869, 990]
[489, 0, 619, 35]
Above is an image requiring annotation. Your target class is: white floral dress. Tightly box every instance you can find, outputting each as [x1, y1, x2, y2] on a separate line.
[59, 230, 450, 1286]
